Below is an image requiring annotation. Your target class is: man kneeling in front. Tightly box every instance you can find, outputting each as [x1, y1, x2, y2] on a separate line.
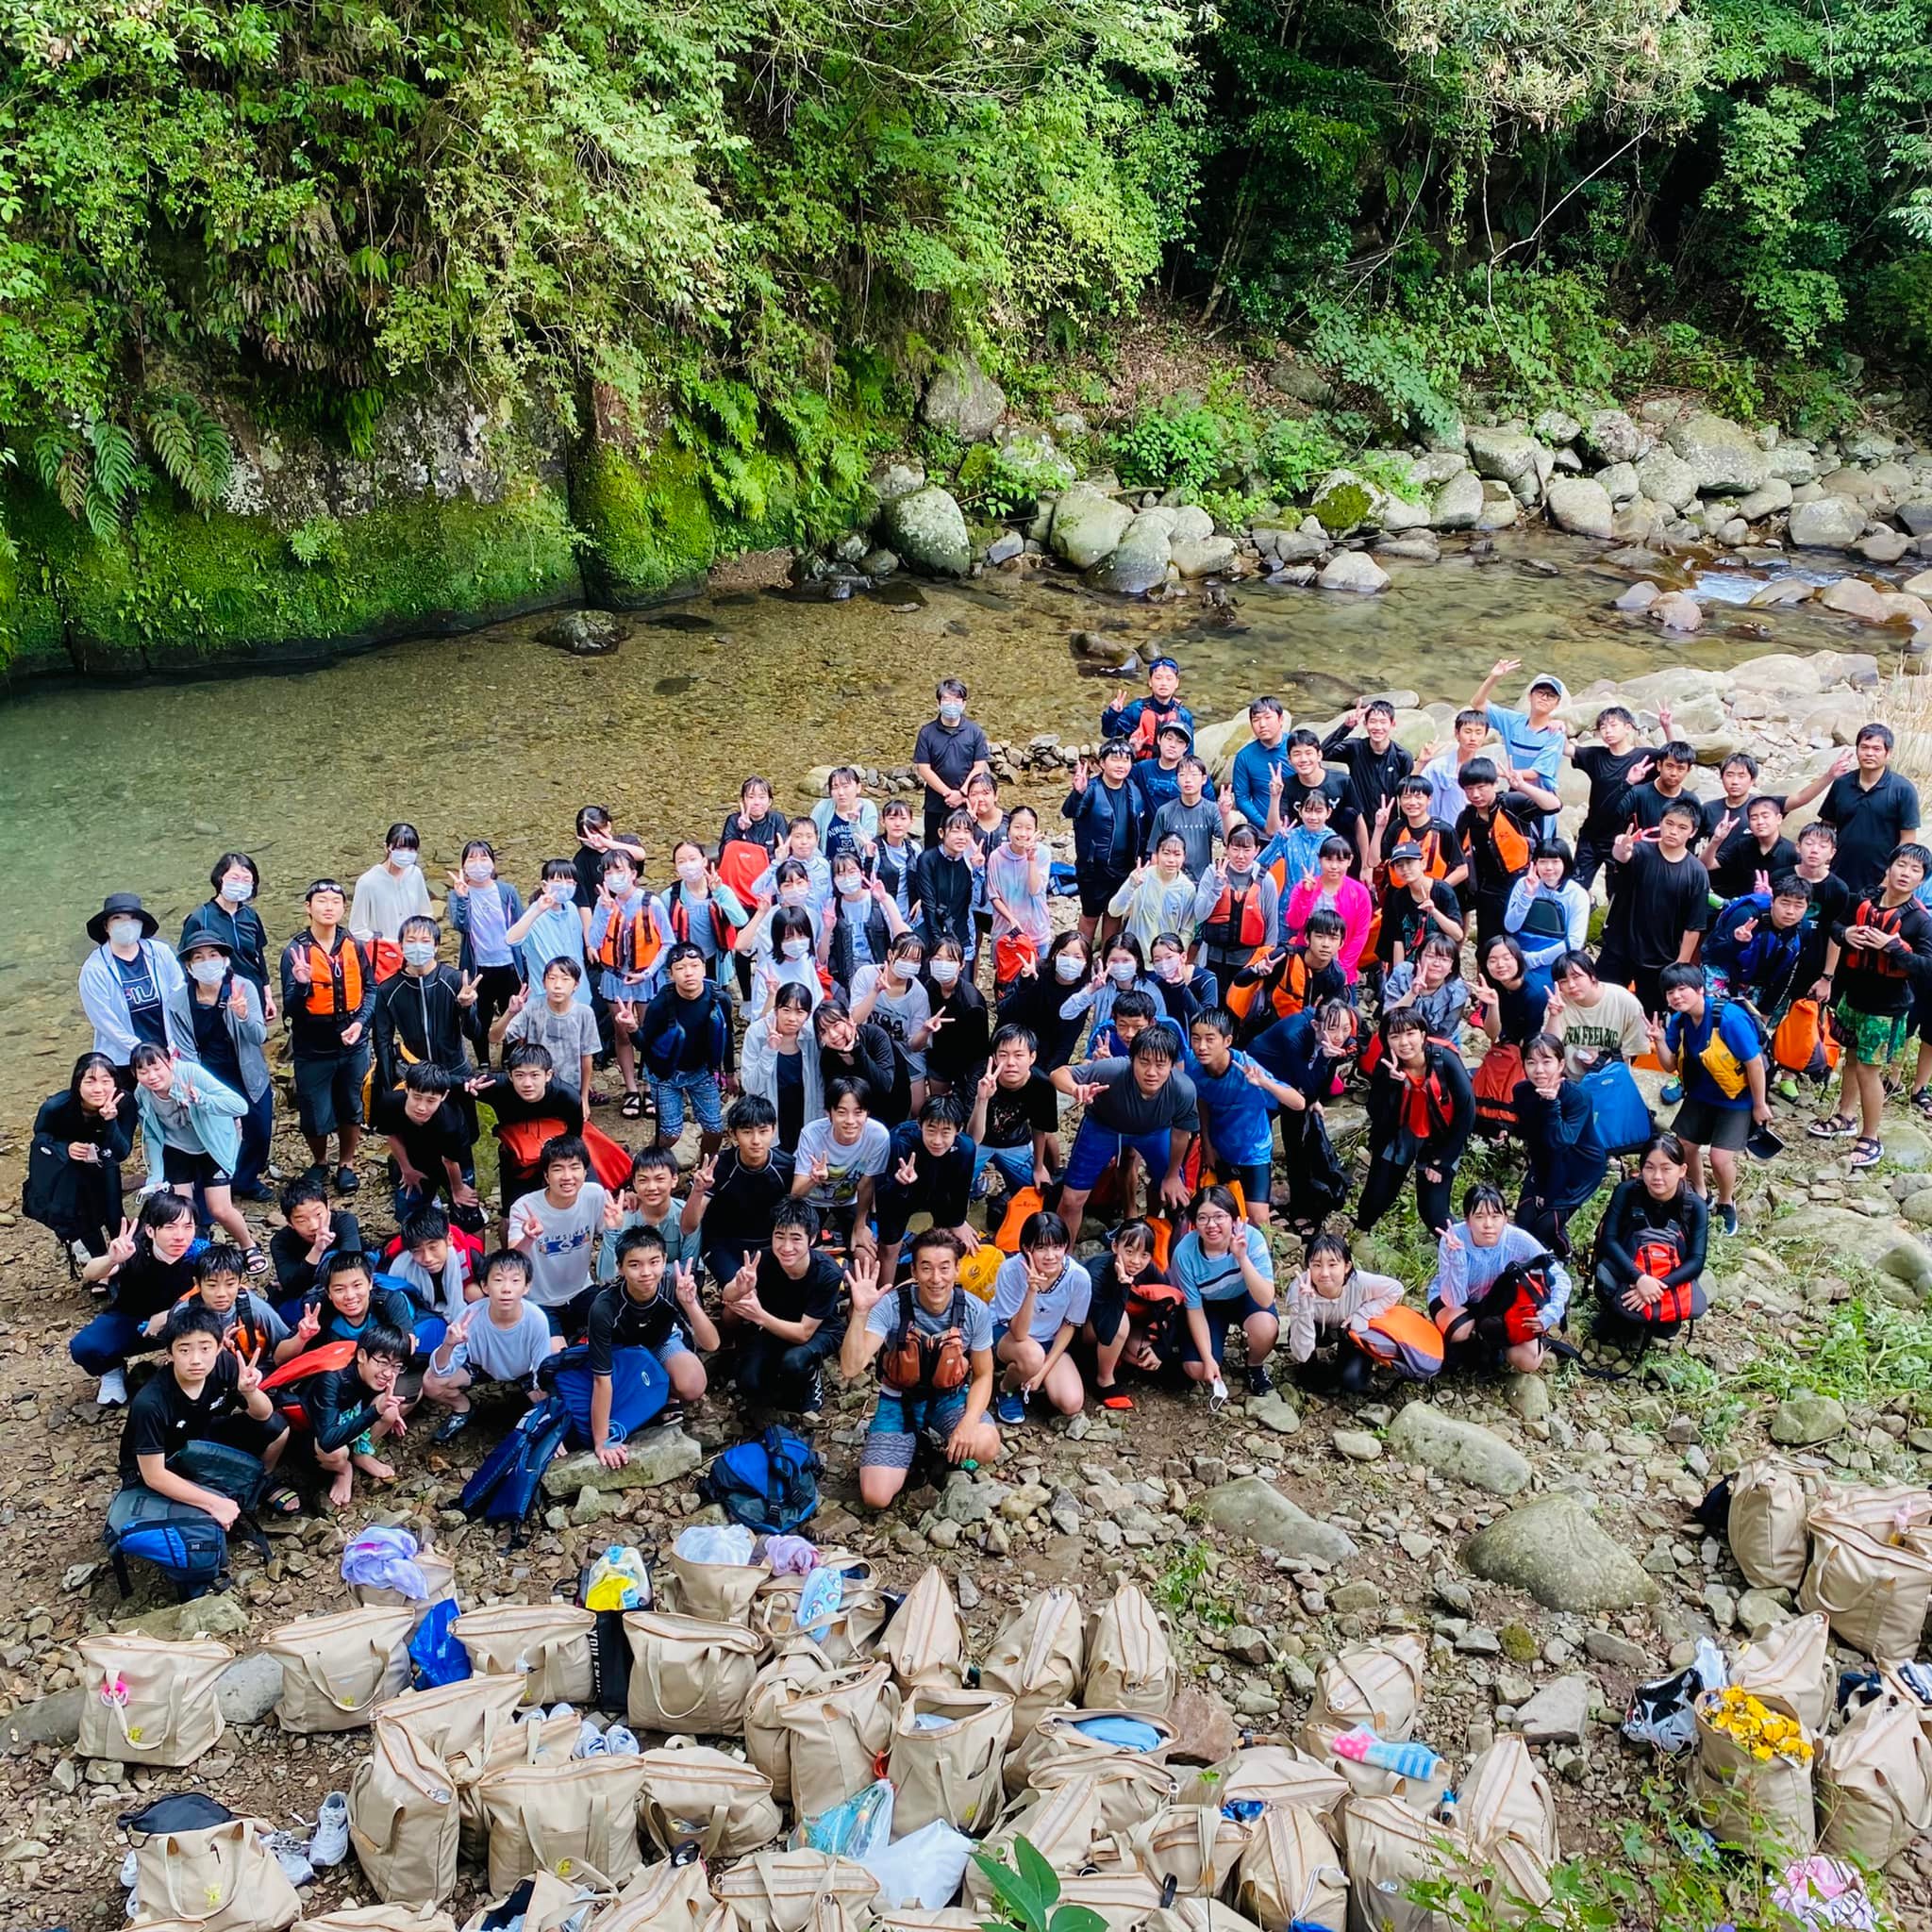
[840, 1227, 1001, 1509]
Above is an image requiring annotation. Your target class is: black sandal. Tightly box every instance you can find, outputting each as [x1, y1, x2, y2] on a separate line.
[621, 1091, 643, 1120]
[262, 1484, 305, 1519]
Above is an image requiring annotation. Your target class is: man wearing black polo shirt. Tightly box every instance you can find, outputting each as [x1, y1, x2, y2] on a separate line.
[912, 678, 992, 847]
[1819, 726, 1919, 896]
[722, 1199, 847, 1412]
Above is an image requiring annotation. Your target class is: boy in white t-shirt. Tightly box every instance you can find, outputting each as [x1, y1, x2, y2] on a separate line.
[508, 1133, 617, 1336]
[422, 1250, 562, 1441]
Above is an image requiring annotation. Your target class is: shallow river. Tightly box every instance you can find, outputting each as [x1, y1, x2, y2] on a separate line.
[0, 531, 1891, 1124]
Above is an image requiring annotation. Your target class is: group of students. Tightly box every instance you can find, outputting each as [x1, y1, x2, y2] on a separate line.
[29, 654, 1932, 1536]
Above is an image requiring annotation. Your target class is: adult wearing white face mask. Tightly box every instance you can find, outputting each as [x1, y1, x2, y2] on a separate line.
[79, 893, 194, 1078]
[182, 853, 275, 1027]
[177, 924, 274, 1200]
[348, 821, 434, 942]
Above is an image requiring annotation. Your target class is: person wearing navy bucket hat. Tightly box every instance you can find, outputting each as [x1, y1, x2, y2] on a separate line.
[77, 893, 194, 1090]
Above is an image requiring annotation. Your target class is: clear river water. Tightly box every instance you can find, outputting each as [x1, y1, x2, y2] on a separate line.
[0, 530, 1896, 1125]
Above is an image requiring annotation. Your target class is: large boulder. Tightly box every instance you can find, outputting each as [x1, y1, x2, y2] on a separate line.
[1467, 428, 1546, 485]
[1316, 551, 1391, 595]
[1796, 1209, 1932, 1302]
[1636, 449, 1701, 512]
[1596, 462, 1641, 505]
[1533, 408, 1583, 446]
[1385, 1404, 1531, 1495]
[1091, 513, 1173, 595]
[545, 1425, 703, 1496]
[1737, 478, 1794, 521]
[1171, 534, 1239, 577]
[920, 355, 1006, 442]
[1544, 476, 1616, 540]
[883, 486, 972, 575]
[1050, 484, 1134, 569]
[1171, 504, 1215, 544]
[1789, 497, 1868, 549]
[1200, 1475, 1359, 1563]
[1312, 471, 1379, 535]
[1463, 1492, 1659, 1611]
[1583, 408, 1644, 466]
[1431, 471, 1485, 530]
[1665, 411, 1770, 494]
[1766, 444, 1821, 487]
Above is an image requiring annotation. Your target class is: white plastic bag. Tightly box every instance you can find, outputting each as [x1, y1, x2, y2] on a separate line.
[1623, 1638, 1727, 1756]
[675, 1524, 758, 1566]
[863, 1821, 974, 1911]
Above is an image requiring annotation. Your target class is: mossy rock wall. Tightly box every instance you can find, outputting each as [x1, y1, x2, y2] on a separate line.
[2, 475, 582, 681]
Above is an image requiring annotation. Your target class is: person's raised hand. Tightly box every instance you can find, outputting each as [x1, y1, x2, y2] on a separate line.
[1491, 657, 1521, 680]
[1071, 758, 1089, 793]
[1713, 811, 1738, 846]
[894, 1152, 920, 1188]
[1831, 747, 1857, 777]
[1625, 755, 1654, 787]
[845, 1246, 884, 1314]
[692, 1154, 717, 1195]
[235, 1347, 265, 1398]
[977, 1067, 998, 1103]
[1108, 691, 1126, 713]
[1071, 1079, 1105, 1107]
[1734, 915, 1758, 945]
[672, 1261, 700, 1308]
[228, 979, 249, 1018]
[456, 972, 478, 1008]
[601, 1191, 624, 1231]
[289, 950, 312, 986]
[446, 869, 468, 895]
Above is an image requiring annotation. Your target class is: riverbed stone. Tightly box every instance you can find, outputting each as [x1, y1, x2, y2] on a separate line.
[1171, 534, 1239, 577]
[1737, 479, 1794, 520]
[1667, 411, 1770, 494]
[1463, 1492, 1659, 1611]
[2, 1690, 84, 1750]
[1901, 504, 1932, 537]
[544, 1425, 702, 1496]
[537, 610, 630, 655]
[1091, 514, 1174, 594]
[1050, 485, 1135, 569]
[1317, 551, 1390, 594]
[1818, 577, 1894, 623]
[1200, 1476, 1359, 1562]
[921, 355, 1006, 441]
[1468, 428, 1545, 485]
[1651, 591, 1704, 633]
[1584, 409, 1644, 465]
[882, 486, 972, 575]
[1636, 449, 1700, 511]
[1544, 476, 1615, 540]
[1596, 462, 1641, 504]
[1516, 1675, 1593, 1745]
[1860, 529, 1913, 565]
[1430, 472, 1485, 530]
[1767, 444, 1821, 487]
[1614, 580, 1659, 612]
[1770, 1390, 1848, 1446]
[1475, 491, 1522, 530]
[114, 1594, 250, 1641]
[1386, 1404, 1531, 1494]
[1789, 497, 1868, 548]
[216, 1653, 286, 1726]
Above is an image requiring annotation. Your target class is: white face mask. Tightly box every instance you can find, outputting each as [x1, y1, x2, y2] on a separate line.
[107, 918, 142, 948]
[548, 877, 575, 900]
[402, 941, 437, 969]
[188, 958, 226, 988]
[1108, 959, 1137, 985]
[929, 960, 960, 988]
[676, 859, 707, 884]
[1156, 956, 1184, 981]
[781, 937, 811, 961]
[837, 878, 865, 900]
[221, 876, 253, 904]
[390, 848, 418, 869]
[778, 887, 808, 908]
[464, 861, 493, 883]
[1055, 954, 1085, 983]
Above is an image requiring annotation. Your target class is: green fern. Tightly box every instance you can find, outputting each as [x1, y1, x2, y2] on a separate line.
[141, 392, 233, 510]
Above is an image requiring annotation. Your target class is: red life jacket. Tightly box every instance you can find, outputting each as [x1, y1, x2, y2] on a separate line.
[1845, 898, 1911, 980]
[1203, 879, 1270, 952]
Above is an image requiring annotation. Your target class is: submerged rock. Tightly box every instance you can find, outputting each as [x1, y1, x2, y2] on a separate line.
[537, 609, 631, 655]
[1316, 551, 1391, 594]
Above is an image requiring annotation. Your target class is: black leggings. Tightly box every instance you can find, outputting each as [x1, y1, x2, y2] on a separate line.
[1356, 1152, 1456, 1236]
[467, 965, 524, 1062]
[735, 1325, 844, 1408]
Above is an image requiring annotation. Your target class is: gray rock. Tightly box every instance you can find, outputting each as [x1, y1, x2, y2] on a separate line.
[1333, 1428, 1383, 1461]
[860, 547, 898, 577]
[1652, 590, 1704, 633]
[1666, 411, 1770, 494]
[920, 355, 1006, 442]
[1468, 428, 1546, 485]
[114, 1594, 250, 1641]
[1614, 580, 1659, 612]
[216, 1653, 285, 1726]
[1737, 479, 1794, 521]
[1166, 1683, 1241, 1764]
[1584, 409, 1644, 466]
[543, 1425, 702, 1497]
[1859, 529, 1912, 564]
[1171, 505, 1215, 544]
[1515, 1674, 1593, 1745]
[1200, 1475, 1359, 1563]
[2, 1689, 84, 1750]
[1316, 551, 1391, 594]
[1430, 471, 1485, 530]
[1463, 1493, 1659, 1611]
[1788, 497, 1868, 549]
[1582, 1630, 1652, 1673]
[1050, 485, 1135, 570]
[873, 460, 926, 504]
[1386, 1403, 1531, 1495]
[1766, 444, 1821, 487]
[1330, 1580, 1380, 1615]
[1736, 1589, 1794, 1637]
[985, 530, 1024, 566]
[1265, 361, 1334, 405]
[1091, 514, 1174, 595]
[1171, 535, 1239, 578]
[1533, 409, 1583, 447]
[1900, 502, 1932, 537]
[883, 486, 972, 576]
[537, 609, 630, 656]
[1545, 476, 1615, 540]
[936, 1472, 1010, 1524]
[1247, 1390, 1302, 1435]
[1770, 1389, 1848, 1446]
[1636, 449, 1701, 511]
[1596, 462, 1641, 504]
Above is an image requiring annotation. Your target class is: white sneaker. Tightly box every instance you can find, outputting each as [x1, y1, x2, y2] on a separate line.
[96, 1368, 129, 1407]
[118, 1851, 138, 1890]
[70, 1240, 94, 1272]
[573, 1719, 608, 1757]
[602, 1724, 640, 1757]
[548, 1702, 575, 1722]
[307, 1792, 349, 1870]
[262, 1834, 313, 1889]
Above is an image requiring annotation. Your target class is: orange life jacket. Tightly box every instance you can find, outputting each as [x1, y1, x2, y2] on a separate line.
[595, 900, 663, 977]
[881, 1284, 971, 1393]
[668, 891, 732, 951]
[297, 933, 366, 1021]
[1845, 899, 1911, 980]
[1469, 808, 1531, 876]
[1203, 879, 1271, 952]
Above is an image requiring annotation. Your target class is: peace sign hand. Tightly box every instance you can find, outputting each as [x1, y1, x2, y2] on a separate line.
[289, 949, 312, 986]
[692, 1154, 717, 1195]
[234, 1348, 265, 1398]
[1491, 657, 1521, 679]
[1071, 758, 1090, 793]
[1625, 756, 1654, 786]
[601, 1191, 624, 1230]
[446, 1304, 477, 1350]
[977, 1066, 999, 1102]
[672, 1261, 700, 1308]
[456, 972, 478, 1008]
[294, 1302, 322, 1344]
[894, 1153, 921, 1187]
[228, 979, 249, 1018]
[446, 869, 469, 896]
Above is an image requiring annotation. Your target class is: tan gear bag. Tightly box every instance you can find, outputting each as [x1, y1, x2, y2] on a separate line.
[774, 1659, 901, 1822]
[887, 1687, 1016, 1837]
[1082, 1586, 1175, 1715]
[1691, 1689, 1817, 1853]
[1026, 1756, 1178, 1834]
[1727, 1457, 1833, 1591]
[1053, 1874, 1166, 1932]
[1820, 1691, 1932, 1867]
[963, 1773, 1108, 1908]
[591, 1858, 715, 1932]
[475, 1753, 652, 1892]
[1731, 1612, 1834, 1733]
[1235, 1806, 1346, 1932]
[756, 1558, 887, 1668]
[348, 1716, 460, 1906]
[131, 1815, 303, 1932]
[1005, 1706, 1177, 1799]
[78, 1634, 233, 1768]
[451, 1604, 596, 1706]
[1305, 1634, 1426, 1738]
[265, 1607, 416, 1734]
[1178, 1745, 1348, 1820]
[636, 1743, 784, 1859]
[1341, 1794, 1472, 1932]
[624, 1612, 764, 1734]
[709, 1850, 879, 1932]
[458, 1874, 602, 1932]
[296, 1907, 455, 1932]
[669, 1545, 771, 1626]
[979, 1588, 1086, 1740]
[1800, 1503, 1932, 1665]
[877, 1566, 966, 1690]
[1458, 1733, 1559, 1921]
[746, 1644, 841, 1803]
[1121, 1806, 1250, 1897]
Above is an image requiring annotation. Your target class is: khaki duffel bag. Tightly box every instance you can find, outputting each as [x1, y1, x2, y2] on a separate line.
[130, 1815, 303, 1932]
[1082, 1586, 1174, 1715]
[78, 1634, 233, 1767]
[773, 1660, 901, 1822]
[709, 1851, 879, 1932]
[348, 1717, 460, 1907]
[624, 1612, 764, 1734]
[887, 1687, 1015, 1837]
[266, 1607, 415, 1734]
[475, 1754, 652, 1893]
[980, 1589, 1085, 1740]
[636, 1744, 784, 1859]
[451, 1604, 595, 1706]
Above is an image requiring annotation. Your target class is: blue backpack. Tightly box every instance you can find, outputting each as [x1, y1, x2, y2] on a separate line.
[547, 1341, 670, 1448]
[104, 1441, 268, 1600]
[699, 1427, 823, 1533]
